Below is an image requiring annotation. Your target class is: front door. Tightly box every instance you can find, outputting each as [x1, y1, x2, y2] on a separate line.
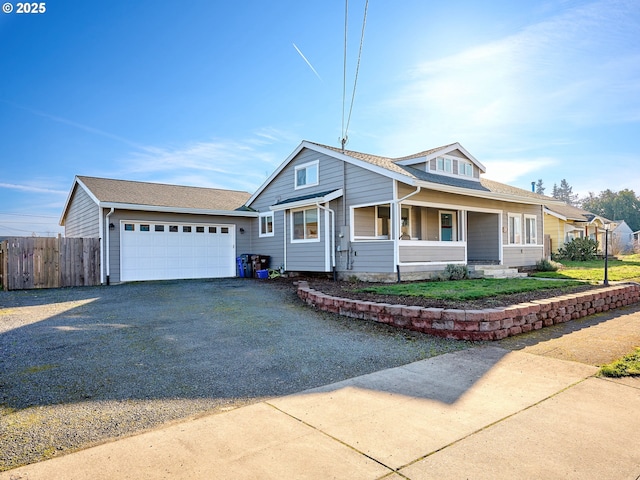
[441, 213, 453, 241]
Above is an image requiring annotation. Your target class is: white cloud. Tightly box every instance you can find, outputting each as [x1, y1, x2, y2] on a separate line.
[482, 157, 557, 184]
[118, 128, 298, 192]
[376, 0, 640, 170]
[0, 182, 67, 195]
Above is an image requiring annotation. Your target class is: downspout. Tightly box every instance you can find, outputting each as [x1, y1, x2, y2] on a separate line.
[316, 201, 336, 279]
[283, 210, 287, 272]
[392, 186, 421, 276]
[105, 208, 114, 285]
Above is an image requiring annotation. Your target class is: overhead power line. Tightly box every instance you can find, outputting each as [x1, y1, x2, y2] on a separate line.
[340, 0, 369, 151]
[0, 212, 59, 218]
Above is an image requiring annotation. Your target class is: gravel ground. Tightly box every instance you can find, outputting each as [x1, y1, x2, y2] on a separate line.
[0, 278, 474, 471]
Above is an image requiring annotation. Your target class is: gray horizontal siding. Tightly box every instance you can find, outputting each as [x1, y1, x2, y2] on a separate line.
[349, 242, 395, 273]
[250, 149, 345, 212]
[399, 244, 466, 263]
[503, 245, 544, 267]
[64, 186, 99, 238]
[344, 163, 393, 206]
[252, 210, 285, 270]
[286, 242, 327, 271]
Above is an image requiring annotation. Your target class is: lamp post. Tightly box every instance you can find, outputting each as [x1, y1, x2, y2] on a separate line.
[604, 223, 610, 286]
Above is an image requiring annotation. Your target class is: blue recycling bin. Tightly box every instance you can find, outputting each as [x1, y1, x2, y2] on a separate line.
[236, 257, 245, 278]
[239, 254, 253, 278]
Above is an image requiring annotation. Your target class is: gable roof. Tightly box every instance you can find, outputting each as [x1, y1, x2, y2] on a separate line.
[60, 176, 254, 225]
[542, 202, 610, 225]
[247, 140, 562, 207]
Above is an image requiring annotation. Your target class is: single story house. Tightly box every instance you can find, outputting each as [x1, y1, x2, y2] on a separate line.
[61, 141, 567, 283]
[543, 203, 608, 255]
[610, 220, 634, 254]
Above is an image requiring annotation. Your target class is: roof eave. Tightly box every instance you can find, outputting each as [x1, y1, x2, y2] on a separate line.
[269, 189, 344, 211]
[247, 141, 417, 206]
[99, 202, 259, 217]
[415, 180, 548, 205]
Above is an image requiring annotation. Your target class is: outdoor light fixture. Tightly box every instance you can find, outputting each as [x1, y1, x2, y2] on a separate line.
[604, 223, 610, 286]
[239, 228, 245, 234]
[109, 223, 115, 231]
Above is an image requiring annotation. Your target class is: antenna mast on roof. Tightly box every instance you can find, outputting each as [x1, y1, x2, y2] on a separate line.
[340, 0, 369, 152]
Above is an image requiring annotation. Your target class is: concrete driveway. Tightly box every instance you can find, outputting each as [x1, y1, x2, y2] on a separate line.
[0, 278, 471, 471]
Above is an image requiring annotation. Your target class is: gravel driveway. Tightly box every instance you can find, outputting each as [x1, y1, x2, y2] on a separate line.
[0, 278, 472, 471]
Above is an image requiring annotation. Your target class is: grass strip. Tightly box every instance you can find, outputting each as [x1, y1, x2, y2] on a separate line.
[355, 278, 583, 301]
[599, 348, 640, 377]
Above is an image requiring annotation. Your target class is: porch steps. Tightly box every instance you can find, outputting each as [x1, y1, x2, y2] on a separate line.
[468, 265, 528, 279]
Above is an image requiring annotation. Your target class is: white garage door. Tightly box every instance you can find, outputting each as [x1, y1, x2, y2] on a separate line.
[120, 221, 236, 281]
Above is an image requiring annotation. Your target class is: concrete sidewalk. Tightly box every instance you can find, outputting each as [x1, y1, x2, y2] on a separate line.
[4, 309, 640, 479]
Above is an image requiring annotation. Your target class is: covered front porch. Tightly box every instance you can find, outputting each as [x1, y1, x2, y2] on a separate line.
[350, 202, 502, 274]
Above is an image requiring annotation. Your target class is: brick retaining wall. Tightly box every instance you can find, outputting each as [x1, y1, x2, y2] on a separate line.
[297, 282, 640, 341]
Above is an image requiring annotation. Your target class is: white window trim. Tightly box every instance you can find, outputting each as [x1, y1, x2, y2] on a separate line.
[290, 206, 320, 243]
[259, 212, 274, 238]
[294, 160, 320, 190]
[375, 204, 392, 238]
[508, 213, 522, 245]
[432, 155, 480, 181]
[524, 214, 537, 245]
[399, 205, 412, 239]
[438, 210, 457, 242]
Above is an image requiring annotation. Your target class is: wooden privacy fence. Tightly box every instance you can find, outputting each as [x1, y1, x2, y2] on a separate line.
[0, 237, 100, 291]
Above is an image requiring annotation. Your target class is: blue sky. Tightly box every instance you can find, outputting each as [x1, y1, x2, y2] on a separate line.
[1, 0, 638, 236]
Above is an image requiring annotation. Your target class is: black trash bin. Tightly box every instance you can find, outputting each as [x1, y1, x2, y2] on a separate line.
[251, 255, 270, 277]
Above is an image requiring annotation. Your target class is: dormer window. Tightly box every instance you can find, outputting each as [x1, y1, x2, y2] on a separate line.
[433, 156, 475, 178]
[460, 161, 473, 177]
[436, 157, 452, 173]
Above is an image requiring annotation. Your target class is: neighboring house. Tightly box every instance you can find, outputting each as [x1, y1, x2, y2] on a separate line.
[610, 220, 634, 254]
[60, 176, 256, 284]
[246, 141, 562, 281]
[61, 141, 568, 284]
[543, 203, 608, 255]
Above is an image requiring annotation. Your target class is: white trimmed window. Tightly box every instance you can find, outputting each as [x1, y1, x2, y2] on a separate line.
[291, 207, 319, 241]
[524, 215, 537, 245]
[460, 161, 473, 177]
[259, 212, 274, 237]
[294, 160, 319, 189]
[508, 214, 522, 244]
[436, 157, 452, 173]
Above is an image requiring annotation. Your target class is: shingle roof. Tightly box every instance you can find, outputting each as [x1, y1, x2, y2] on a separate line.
[310, 142, 562, 201]
[77, 176, 251, 211]
[273, 189, 341, 206]
[544, 202, 593, 222]
[479, 178, 555, 201]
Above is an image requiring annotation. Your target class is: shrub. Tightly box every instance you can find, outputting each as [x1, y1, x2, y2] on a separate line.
[439, 264, 469, 281]
[556, 237, 599, 261]
[536, 258, 562, 272]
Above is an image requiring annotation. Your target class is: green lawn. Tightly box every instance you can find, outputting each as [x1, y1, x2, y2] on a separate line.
[356, 278, 583, 301]
[599, 347, 640, 377]
[531, 254, 640, 282]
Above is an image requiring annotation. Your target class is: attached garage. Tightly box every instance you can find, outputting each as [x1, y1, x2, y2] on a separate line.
[60, 176, 257, 284]
[120, 221, 236, 281]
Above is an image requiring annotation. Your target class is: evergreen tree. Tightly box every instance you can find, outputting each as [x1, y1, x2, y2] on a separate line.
[581, 189, 640, 231]
[552, 179, 579, 206]
[535, 179, 545, 195]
